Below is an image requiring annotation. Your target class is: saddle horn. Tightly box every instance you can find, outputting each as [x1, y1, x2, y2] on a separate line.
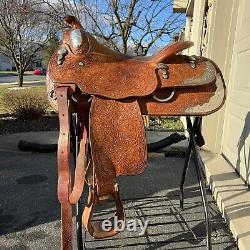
[64, 15, 82, 29]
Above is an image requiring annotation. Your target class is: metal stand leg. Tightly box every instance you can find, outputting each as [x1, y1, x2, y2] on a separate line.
[71, 113, 84, 250]
[179, 142, 192, 209]
[185, 117, 212, 250]
[83, 230, 87, 250]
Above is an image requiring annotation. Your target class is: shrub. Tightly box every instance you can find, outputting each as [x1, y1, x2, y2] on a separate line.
[2, 88, 49, 119]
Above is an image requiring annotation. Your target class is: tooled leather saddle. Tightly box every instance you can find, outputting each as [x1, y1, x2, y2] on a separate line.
[47, 16, 226, 249]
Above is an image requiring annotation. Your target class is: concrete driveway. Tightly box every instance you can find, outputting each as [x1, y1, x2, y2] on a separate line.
[0, 131, 237, 249]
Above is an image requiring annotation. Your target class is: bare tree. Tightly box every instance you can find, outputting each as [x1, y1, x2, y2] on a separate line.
[41, 0, 185, 56]
[0, 0, 56, 87]
[42, 34, 60, 66]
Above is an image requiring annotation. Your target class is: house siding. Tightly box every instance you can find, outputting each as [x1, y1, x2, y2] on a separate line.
[0, 54, 12, 71]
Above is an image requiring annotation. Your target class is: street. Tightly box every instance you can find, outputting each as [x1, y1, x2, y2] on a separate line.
[0, 73, 45, 86]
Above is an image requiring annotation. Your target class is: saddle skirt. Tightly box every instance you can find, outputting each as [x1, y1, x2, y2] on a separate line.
[46, 15, 226, 245]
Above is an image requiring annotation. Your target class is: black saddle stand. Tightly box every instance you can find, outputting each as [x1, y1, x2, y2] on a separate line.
[71, 115, 212, 250]
[180, 117, 212, 250]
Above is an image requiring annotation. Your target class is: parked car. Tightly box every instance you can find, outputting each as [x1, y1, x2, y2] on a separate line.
[33, 68, 46, 75]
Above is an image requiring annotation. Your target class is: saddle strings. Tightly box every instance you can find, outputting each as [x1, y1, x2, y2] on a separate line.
[85, 32, 91, 55]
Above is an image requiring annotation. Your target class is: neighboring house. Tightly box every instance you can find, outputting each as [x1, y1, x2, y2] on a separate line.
[173, 1, 250, 249]
[0, 48, 44, 71]
[0, 53, 12, 71]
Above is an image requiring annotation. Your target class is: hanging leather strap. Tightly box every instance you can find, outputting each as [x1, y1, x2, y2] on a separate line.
[57, 86, 73, 250]
[82, 183, 125, 239]
[56, 86, 88, 250]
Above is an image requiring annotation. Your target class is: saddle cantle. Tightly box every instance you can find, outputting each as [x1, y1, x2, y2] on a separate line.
[47, 15, 226, 249]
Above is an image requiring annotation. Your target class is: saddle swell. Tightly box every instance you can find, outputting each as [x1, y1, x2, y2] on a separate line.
[46, 15, 226, 249]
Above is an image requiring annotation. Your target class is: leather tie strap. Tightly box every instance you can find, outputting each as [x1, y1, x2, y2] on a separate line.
[56, 86, 88, 250]
[69, 122, 87, 204]
[82, 183, 125, 239]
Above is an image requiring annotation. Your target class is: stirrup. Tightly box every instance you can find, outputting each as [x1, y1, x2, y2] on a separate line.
[82, 183, 125, 239]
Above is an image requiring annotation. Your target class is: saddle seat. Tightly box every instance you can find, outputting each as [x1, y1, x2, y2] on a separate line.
[76, 35, 194, 64]
[114, 40, 194, 63]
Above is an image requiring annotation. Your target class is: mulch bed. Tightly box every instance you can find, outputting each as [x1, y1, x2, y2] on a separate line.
[0, 115, 59, 135]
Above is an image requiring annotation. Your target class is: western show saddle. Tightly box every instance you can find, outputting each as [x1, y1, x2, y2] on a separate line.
[47, 16, 226, 249]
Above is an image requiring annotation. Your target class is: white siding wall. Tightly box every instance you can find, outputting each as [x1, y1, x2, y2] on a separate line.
[222, 0, 250, 184]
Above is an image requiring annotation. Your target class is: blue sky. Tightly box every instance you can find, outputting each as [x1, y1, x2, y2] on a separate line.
[82, 0, 185, 53]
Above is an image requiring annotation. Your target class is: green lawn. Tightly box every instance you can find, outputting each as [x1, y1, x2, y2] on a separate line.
[161, 117, 184, 131]
[0, 85, 47, 114]
[0, 71, 17, 74]
[0, 71, 34, 75]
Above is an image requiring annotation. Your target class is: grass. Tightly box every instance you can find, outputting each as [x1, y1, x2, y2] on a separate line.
[0, 84, 47, 115]
[0, 71, 34, 75]
[0, 71, 17, 74]
[161, 117, 184, 131]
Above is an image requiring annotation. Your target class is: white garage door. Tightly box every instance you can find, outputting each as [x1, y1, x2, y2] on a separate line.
[222, 0, 250, 184]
